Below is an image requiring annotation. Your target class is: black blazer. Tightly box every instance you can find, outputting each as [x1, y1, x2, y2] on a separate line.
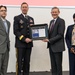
[65, 25, 74, 50]
[13, 14, 34, 48]
[47, 17, 65, 52]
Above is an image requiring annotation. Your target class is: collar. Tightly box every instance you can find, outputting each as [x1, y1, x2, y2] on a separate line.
[1, 17, 6, 22]
[52, 18, 57, 24]
[54, 18, 57, 22]
[54, 18, 57, 21]
[22, 13, 27, 17]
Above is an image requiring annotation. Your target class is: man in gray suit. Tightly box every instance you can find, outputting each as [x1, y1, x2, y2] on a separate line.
[43, 7, 65, 75]
[0, 5, 10, 75]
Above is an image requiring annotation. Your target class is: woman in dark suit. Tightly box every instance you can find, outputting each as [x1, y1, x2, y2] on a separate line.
[65, 13, 75, 75]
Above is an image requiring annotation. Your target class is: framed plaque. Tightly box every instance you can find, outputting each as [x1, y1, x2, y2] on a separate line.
[30, 24, 48, 40]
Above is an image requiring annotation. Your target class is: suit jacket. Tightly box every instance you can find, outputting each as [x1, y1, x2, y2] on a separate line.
[0, 17, 10, 53]
[13, 14, 34, 48]
[65, 24, 74, 50]
[47, 17, 65, 52]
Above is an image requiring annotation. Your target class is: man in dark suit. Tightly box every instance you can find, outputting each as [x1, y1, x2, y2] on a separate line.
[0, 5, 10, 75]
[65, 13, 75, 75]
[13, 2, 34, 75]
[43, 7, 65, 75]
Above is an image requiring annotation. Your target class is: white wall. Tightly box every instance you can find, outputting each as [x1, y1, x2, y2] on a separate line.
[6, 6, 75, 72]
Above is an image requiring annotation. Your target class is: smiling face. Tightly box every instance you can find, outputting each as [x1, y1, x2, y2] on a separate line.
[21, 2, 29, 15]
[51, 7, 60, 19]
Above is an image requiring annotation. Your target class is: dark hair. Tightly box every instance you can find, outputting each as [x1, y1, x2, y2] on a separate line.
[73, 13, 75, 18]
[21, 2, 28, 7]
[0, 5, 7, 10]
[51, 7, 60, 12]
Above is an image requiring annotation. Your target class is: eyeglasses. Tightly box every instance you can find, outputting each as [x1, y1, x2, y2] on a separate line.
[0, 10, 7, 12]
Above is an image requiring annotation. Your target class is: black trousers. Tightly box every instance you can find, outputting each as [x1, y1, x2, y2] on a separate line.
[68, 49, 75, 75]
[16, 47, 32, 75]
[49, 47, 62, 75]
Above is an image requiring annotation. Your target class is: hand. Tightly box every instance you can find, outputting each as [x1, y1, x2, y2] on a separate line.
[42, 39, 49, 42]
[30, 24, 33, 26]
[25, 38, 32, 43]
[70, 47, 75, 54]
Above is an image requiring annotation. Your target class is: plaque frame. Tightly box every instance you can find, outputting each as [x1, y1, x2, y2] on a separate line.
[30, 24, 48, 40]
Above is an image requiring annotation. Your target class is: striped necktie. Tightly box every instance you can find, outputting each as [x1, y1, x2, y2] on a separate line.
[50, 20, 55, 32]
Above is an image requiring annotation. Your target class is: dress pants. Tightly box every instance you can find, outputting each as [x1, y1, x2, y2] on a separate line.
[16, 47, 32, 75]
[0, 50, 9, 75]
[49, 47, 62, 75]
[68, 49, 75, 75]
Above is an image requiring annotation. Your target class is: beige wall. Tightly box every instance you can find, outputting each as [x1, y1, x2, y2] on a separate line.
[7, 6, 75, 72]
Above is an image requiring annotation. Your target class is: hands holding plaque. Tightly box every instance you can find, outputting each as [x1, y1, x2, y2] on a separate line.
[25, 38, 32, 43]
[42, 39, 49, 42]
[30, 24, 48, 40]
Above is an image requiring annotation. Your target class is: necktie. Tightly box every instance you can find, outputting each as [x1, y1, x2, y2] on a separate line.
[25, 15, 28, 20]
[3, 20, 8, 33]
[50, 20, 55, 32]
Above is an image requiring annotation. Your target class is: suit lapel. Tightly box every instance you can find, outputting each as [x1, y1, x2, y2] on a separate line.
[49, 21, 52, 34]
[70, 25, 74, 38]
[20, 14, 28, 22]
[71, 25, 74, 32]
[19, 14, 30, 28]
[6, 20, 10, 34]
[0, 18, 6, 32]
[0, 17, 10, 34]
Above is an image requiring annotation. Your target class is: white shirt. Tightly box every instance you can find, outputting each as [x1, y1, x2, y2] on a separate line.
[22, 13, 27, 17]
[53, 18, 57, 24]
